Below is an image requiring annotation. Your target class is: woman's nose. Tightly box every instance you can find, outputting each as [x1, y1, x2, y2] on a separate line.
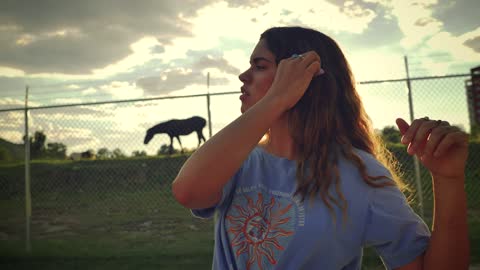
[238, 69, 249, 83]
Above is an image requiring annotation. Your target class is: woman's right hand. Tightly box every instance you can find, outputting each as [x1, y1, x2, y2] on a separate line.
[265, 51, 323, 111]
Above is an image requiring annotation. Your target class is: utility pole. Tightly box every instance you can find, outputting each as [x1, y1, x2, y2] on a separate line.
[206, 72, 212, 138]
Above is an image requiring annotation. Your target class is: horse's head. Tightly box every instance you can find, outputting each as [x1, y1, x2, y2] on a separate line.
[143, 130, 154, 144]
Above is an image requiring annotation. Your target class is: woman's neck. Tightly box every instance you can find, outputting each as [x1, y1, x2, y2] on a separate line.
[262, 114, 296, 160]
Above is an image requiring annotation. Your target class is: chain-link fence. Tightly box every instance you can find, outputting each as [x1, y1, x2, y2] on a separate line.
[0, 73, 479, 268]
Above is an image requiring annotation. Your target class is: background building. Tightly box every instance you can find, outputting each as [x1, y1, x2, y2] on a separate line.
[466, 66, 480, 131]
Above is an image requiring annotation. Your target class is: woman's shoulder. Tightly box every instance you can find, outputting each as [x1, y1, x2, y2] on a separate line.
[237, 146, 272, 170]
[336, 147, 394, 192]
[252, 145, 297, 163]
[350, 148, 391, 176]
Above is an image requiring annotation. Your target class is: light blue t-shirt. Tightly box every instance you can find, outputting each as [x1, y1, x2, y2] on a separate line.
[192, 147, 430, 270]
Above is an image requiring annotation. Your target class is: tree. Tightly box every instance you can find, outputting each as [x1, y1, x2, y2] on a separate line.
[470, 124, 480, 142]
[112, 148, 126, 159]
[21, 131, 68, 160]
[97, 148, 112, 159]
[32, 131, 46, 153]
[132, 150, 147, 157]
[380, 126, 402, 144]
[23, 131, 47, 158]
[0, 147, 13, 162]
[157, 144, 178, 155]
[45, 142, 67, 159]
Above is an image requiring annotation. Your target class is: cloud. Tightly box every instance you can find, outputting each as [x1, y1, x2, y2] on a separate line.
[80, 87, 98, 96]
[99, 81, 144, 100]
[339, 0, 376, 18]
[432, 0, 480, 36]
[0, 108, 106, 144]
[364, 0, 443, 48]
[51, 98, 84, 104]
[277, 0, 376, 34]
[136, 54, 237, 94]
[192, 55, 240, 75]
[423, 27, 480, 70]
[91, 37, 165, 78]
[0, 111, 24, 129]
[0, 0, 216, 74]
[0, 98, 25, 107]
[33, 106, 114, 119]
[136, 68, 207, 95]
[362, 0, 479, 75]
[0, 76, 27, 98]
[464, 35, 480, 53]
[227, 0, 268, 8]
[0, 67, 25, 77]
[0, 0, 381, 86]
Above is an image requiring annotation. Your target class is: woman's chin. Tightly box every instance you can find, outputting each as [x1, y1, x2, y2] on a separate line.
[240, 103, 246, 114]
[240, 103, 251, 114]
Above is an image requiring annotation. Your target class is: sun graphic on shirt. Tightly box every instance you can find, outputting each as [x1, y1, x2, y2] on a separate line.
[226, 193, 295, 270]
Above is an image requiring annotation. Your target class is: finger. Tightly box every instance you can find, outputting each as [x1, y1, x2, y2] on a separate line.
[303, 50, 321, 62]
[433, 131, 469, 158]
[278, 58, 288, 67]
[395, 118, 409, 136]
[301, 51, 322, 76]
[410, 120, 441, 156]
[423, 126, 450, 156]
[401, 118, 427, 145]
[301, 51, 321, 70]
[306, 61, 321, 77]
[289, 54, 304, 61]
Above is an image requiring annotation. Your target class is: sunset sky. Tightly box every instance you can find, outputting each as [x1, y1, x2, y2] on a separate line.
[0, 0, 478, 154]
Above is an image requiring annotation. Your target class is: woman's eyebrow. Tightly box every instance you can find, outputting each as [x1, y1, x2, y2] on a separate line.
[250, 57, 273, 64]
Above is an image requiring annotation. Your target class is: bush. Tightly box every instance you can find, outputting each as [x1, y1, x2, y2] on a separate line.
[0, 146, 13, 162]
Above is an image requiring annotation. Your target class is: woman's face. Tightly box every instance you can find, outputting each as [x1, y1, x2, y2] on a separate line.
[238, 39, 277, 113]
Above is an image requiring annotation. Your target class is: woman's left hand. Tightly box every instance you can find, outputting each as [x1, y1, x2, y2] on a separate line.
[396, 117, 469, 180]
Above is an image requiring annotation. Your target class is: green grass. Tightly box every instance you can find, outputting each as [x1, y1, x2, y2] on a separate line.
[0, 189, 214, 270]
[469, 211, 480, 265]
[1, 144, 479, 269]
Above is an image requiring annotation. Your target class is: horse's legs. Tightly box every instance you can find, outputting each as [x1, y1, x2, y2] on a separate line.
[169, 136, 174, 154]
[175, 136, 184, 153]
[197, 130, 206, 147]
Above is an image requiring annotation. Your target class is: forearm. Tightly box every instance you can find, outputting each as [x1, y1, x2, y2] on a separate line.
[423, 175, 470, 270]
[172, 95, 285, 209]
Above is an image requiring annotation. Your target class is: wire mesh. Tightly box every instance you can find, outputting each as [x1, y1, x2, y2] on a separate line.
[0, 74, 478, 268]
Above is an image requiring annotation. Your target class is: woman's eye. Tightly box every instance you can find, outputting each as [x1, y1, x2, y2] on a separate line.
[255, 65, 266, 70]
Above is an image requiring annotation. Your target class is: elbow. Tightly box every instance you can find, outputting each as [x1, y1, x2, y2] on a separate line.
[172, 176, 222, 209]
[172, 179, 192, 208]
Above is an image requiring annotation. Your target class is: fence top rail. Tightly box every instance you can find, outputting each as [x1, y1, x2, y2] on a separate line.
[0, 73, 470, 112]
[358, 73, 469, 85]
[0, 91, 238, 112]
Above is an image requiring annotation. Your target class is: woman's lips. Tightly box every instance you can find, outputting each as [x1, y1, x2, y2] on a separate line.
[240, 87, 248, 101]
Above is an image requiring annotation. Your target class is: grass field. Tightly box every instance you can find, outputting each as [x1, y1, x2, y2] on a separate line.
[1, 190, 479, 270]
[0, 144, 479, 269]
[0, 190, 215, 269]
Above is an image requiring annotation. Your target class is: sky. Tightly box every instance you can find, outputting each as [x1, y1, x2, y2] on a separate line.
[0, 0, 479, 155]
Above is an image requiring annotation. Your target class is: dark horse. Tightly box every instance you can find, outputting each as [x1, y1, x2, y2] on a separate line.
[144, 116, 207, 154]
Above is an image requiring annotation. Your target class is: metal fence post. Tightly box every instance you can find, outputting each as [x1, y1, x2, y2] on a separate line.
[207, 72, 212, 138]
[404, 56, 424, 218]
[24, 85, 32, 252]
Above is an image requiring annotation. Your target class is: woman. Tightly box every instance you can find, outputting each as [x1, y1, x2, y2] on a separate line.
[172, 26, 469, 270]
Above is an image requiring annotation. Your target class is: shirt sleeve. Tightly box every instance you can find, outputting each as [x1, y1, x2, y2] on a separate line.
[190, 165, 242, 219]
[363, 185, 431, 270]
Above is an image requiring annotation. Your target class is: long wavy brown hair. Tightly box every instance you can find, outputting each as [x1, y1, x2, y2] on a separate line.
[260, 26, 405, 220]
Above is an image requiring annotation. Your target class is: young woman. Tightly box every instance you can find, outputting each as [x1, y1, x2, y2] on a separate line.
[172, 26, 469, 270]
